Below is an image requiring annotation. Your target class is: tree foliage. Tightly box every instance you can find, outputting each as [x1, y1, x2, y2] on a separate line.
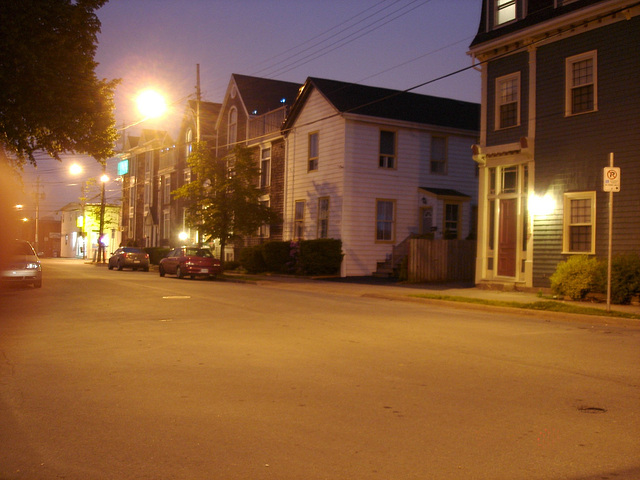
[173, 143, 279, 265]
[0, 0, 119, 166]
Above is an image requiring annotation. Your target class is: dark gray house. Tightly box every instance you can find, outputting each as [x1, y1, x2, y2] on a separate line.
[469, 0, 640, 288]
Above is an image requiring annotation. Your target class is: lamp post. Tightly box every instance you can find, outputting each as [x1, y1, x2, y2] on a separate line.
[98, 170, 109, 263]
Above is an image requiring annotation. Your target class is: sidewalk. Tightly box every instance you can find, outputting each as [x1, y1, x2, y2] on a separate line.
[228, 273, 640, 327]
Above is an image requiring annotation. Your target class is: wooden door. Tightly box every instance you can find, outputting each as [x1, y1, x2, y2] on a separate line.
[498, 198, 517, 277]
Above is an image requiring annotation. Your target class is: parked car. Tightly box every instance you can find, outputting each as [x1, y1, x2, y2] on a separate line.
[0, 239, 42, 288]
[108, 247, 150, 271]
[159, 246, 221, 280]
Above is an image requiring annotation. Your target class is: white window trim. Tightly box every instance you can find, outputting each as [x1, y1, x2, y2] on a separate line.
[495, 0, 517, 27]
[375, 199, 396, 243]
[495, 72, 521, 130]
[308, 132, 319, 172]
[565, 50, 598, 117]
[379, 130, 396, 170]
[562, 191, 596, 254]
[260, 146, 271, 187]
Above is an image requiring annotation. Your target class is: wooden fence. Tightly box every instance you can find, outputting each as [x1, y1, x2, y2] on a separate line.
[407, 239, 476, 283]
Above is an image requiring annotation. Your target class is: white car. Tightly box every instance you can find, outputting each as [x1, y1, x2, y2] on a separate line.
[0, 240, 42, 288]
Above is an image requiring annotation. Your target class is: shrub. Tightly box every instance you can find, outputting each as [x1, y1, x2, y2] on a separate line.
[238, 245, 267, 274]
[297, 239, 343, 276]
[262, 241, 292, 273]
[223, 260, 241, 271]
[550, 255, 600, 300]
[595, 253, 640, 304]
[144, 247, 171, 265]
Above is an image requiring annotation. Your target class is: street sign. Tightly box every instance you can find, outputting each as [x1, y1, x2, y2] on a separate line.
[603, 166, 620, 192]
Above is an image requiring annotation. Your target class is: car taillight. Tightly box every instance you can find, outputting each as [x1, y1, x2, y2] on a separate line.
[144, 253, 149, 259]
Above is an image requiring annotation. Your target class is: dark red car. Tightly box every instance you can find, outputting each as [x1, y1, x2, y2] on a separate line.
[158, 246, 221, 280]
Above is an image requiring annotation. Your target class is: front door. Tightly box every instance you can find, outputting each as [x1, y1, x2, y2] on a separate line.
[497, 198, 517, 277]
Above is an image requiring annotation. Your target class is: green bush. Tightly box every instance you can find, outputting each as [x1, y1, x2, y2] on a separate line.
[595, 253, 640, 304]
[238, 245, 267, 274]
[297, 239, 343, 275]
[550, 255, 600, 300]
[144, 247, 171, 265]
[262, 241, 292, 273]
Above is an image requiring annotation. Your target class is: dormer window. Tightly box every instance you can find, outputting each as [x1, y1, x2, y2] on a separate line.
[496, 0, 516, 26]
[228, 107, 237, 147]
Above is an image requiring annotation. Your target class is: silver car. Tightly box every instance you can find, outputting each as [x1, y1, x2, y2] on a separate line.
[0, 240, 42, 288]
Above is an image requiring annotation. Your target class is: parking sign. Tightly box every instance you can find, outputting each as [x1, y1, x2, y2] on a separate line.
[603, 167, 620, 192]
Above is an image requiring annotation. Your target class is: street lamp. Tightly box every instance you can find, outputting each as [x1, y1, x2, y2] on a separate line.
[135, 88, 167, 120]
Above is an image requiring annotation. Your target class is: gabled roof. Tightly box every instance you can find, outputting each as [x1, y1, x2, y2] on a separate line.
[232, 74, 302, 115]
[186, 99, 222, 138]
[283, 77, 480, 132]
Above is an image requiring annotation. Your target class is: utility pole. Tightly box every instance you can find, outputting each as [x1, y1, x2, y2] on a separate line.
[34, 175, 44, 254]
[195, 64, 202, 246]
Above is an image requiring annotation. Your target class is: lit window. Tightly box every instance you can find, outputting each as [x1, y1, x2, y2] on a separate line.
[376, 200, 395, 242]
[496, 73, 520, 129]
[563, 192, 595, 254]
[308, 132, 318, 171]
[496, 0, 516, 25]
[566, 51, 597, 115]
[379, 130, 396, 169]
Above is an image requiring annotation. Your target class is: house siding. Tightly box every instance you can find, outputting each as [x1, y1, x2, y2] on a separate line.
[532, 15, 640, 285]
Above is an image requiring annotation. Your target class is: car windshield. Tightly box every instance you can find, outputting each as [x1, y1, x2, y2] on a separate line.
[123, 248, 143, 253]
[185, 248, 212, 258]
[13, 242, 35, 256]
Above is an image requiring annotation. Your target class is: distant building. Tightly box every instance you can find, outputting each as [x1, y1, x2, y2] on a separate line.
[59, 202, 121, 259]
[469, 0, 640, 288]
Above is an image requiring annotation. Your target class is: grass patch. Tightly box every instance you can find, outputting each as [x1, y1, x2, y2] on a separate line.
[409, 294, 640, 320]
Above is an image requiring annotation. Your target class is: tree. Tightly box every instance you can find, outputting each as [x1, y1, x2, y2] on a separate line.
[0, 0, 119, 167]
[173, 143, 279, 268]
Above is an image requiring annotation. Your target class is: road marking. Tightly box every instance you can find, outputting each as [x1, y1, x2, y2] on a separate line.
[162, 295, 191, 299]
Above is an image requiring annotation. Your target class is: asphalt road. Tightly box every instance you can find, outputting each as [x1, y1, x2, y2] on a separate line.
[1, 259, 639, 480]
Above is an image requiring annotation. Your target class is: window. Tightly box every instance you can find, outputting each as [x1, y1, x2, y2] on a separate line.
[495, 0, 516, 25]
[376, 200, 395, 242]
[260, 147, 271, 187]
[444, 204, 460, 239]
[496, 73, 520, 129]
[501, 166, 517, 193]
[379, 130, 396, 169]
[317, 197, 329, 239]
[185, 129, 193, 158]
[228, 107, 237, 146]
[259, 200, 270, 238]
[163, 211, 170, 239]
[183, 168, 191, 185]
[163, 175, 171, 204]
[566, 51, 597, 115]
[430, 136, 447, 174]
[294, 201, 305, 239]
[308, 132, 318, 171]
[563, 192, 595, 253]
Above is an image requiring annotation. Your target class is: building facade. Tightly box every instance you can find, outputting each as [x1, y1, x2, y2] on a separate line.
[282, 77, 480, 277]
[469, 0, 640, 288]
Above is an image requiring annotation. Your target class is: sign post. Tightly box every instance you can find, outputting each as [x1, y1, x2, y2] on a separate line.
[603, 154, 620, 312]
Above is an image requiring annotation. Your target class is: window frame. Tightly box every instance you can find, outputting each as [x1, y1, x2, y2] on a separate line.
[495, 0, 517, 26]
[260, 147, 271, 188]
[375, 199, 396, 243]
[562, 191, 596, 254]
[430, 135, 448, 175]
[317, 197, 330, 239]
[565, 50, 597, 116]
[294, 200, 305, 240]
[495, 72, 521, 130]
[444, 202, 461, 239]
[228, 107, 238, 147]
[379, 130, 396, 169]
[308, 132, 319, 172]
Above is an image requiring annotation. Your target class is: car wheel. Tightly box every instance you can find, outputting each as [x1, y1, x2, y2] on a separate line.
[34, 278, 42, 288]
[108, 262, 114, 270]
[159, 265, 165, 277]
[117, 260, 124, 271]
[143, 266, 149, 272]
[176, 265, 184, 279]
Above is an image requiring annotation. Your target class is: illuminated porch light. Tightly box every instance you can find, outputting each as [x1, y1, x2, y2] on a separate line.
[530, 194, 556, 217]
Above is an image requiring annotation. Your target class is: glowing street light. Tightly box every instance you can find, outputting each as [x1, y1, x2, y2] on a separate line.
[136, 89, 167, 119]
[69, 163, 83, 176]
